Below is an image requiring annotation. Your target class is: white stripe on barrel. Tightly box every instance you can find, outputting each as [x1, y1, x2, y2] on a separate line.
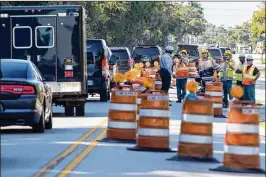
[108, 121, 136, 129]
[137, 98, 141, 105]
[205, 91, 223, 97]
[139, 109, 169, 117]
[109, 103, 137, 111]
[213, 103, 223, 108]
[227, 123, 259, 133]
[179, 134, 212, 144]
[182, 114, 212, 124]
[138, 128, 169, 137]
[155, 81, 162, 85]
[224, 145, 260, 155]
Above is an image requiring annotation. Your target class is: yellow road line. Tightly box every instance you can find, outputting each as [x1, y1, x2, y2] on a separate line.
[32, 119, 107, 177]
[56, 128, 106, 177]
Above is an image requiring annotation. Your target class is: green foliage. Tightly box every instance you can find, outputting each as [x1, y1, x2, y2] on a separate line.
[2, 1, 206, 50]
[251, 5, 265, 38]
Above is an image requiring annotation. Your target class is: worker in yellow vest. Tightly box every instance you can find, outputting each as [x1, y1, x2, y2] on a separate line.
[218, 50, 236, 108]
[173, 51, 189, 102]
[242, 55, 260, 101]
[235, 53, 246, 86]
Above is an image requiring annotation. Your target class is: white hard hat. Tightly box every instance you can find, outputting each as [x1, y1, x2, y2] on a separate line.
[246, 55, 253, 60]
[239, 53, 245, 58]
[165, 45, 174, 52]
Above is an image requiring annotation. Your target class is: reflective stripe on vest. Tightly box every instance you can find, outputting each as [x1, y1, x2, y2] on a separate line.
[235, 64, 244, 81]
[242, 65, 255, 85]
[175, 63, 189, 78]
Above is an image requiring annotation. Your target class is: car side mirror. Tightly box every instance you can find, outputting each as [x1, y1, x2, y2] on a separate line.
[110, 55, 117, 65]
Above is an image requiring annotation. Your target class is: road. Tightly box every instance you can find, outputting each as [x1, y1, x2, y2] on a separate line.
[1, 89, 265, 177]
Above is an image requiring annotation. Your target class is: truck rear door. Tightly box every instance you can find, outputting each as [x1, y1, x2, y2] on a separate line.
[10, 15, 57, 81]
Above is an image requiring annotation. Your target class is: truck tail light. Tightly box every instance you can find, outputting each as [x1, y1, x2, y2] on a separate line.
[0, 85, 35, 95]
[65, 71, 73, 77]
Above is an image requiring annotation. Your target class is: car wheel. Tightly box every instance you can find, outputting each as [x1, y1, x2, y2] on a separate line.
[45, 107, 53, 129]
[76, 105, 85, 116]
[32, 108, 45, 133]
[65, 106, 74, 116]
[100, 88, 108, 102]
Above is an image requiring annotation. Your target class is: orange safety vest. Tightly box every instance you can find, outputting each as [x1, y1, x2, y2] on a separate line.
[175, 62, 189, 78]
[242, 65, 256, 85]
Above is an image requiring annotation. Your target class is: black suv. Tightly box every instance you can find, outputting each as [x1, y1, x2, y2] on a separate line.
[86, 39, 117, 102]
[110, 47, 132, 73]
[132, 45, 162, 66]
[177, 44, 200, 65]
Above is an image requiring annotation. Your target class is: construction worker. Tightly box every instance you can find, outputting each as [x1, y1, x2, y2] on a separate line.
[218, 50, 236, 108]
[235, 53, 246, 86]
[196, 49, 219, 90]
[242, 55, 260, 101]
[159, 45, 175, 94]
[174, 50, 189, 102]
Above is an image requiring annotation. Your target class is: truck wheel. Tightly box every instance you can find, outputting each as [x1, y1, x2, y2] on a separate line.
[65, 106, 74, 116]
[100, 89, 108, 102]
[76, 105, 85, 116]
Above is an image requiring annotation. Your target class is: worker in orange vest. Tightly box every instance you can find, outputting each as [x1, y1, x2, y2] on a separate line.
[173, 50, 189, 103]
[242, 55, 260, 101]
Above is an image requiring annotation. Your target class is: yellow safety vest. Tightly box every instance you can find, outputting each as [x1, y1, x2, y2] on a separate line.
[242, 65, 256, 85]
[218, 60, 235, 79]
[235, 64, 244, 81]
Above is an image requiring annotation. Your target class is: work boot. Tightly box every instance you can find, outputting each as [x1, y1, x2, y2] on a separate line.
[176, 100, 182, 103]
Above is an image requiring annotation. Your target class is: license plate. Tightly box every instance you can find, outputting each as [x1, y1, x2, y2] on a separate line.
[141, 57, 150, 62]
[87, 80, 93, 86]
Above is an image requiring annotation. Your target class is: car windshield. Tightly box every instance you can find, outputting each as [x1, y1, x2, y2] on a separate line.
[133, 47, 159, 56]
[220, 48, 226, 55]
[86, 41, 102, 56]
[0, 62, 28, 78]
[209, 50, 222, 57]
[111, 50, 129, 60]
[178, 49, 198, 56]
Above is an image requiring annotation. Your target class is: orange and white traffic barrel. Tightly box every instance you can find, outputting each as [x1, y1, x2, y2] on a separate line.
[205, 81, 225, 118]
[168, 98, 218, 162]
[188, 62, 197, 78]
[106, 85, 137, 142]
[149, 67, 157, 78]
[128, 90, 175, 152]
[132, 84, 146, 127]
[210, 101, 265, 173]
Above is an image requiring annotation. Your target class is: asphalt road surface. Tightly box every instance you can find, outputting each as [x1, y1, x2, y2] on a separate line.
[1, 88, 265, 177]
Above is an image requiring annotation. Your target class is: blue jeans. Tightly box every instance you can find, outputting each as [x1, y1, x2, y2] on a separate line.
[176, 78, 187, 100]
[243, 85, 255, 101]
[222, 80, 233, 105]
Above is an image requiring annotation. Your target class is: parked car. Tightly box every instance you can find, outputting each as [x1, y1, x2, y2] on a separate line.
[86, 39, 117, 101]
[177, 44, 200, 66]
[132, 45, 162, 66]
[0, 59, 53, 133]
[207, 48, 223, 63]
[110, 47, 132, 73]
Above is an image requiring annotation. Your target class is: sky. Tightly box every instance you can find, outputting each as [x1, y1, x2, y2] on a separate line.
[200, 2, 263, 28]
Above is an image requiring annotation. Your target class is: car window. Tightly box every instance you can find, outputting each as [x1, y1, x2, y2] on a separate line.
[133, 47, 159, 56]
[32, 63, 43, 81]
[86, 41, 102, 56]
[0, 62, 28, 78]
[111, 50, 129, 60]
[208, 49, 222, 57]
[177, 49, 199, 56]
[220, 48, 226, 55]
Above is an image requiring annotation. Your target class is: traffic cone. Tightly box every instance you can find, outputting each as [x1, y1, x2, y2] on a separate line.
[210, 99, 265, 173]
[168, 98, 219, 162]
[127, 90, 175, 152]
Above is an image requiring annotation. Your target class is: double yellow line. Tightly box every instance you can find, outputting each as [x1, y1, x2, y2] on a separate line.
[32, 119, 107, 177]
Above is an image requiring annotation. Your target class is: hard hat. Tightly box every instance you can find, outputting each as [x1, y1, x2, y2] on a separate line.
[165, 45, 174, 52]
[180, 50, 187, 54]
[239, 53, 246, 58]
[201, 49, 208, 54]
[246, 55, 253, 60]
[224, 50, 232, 55]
